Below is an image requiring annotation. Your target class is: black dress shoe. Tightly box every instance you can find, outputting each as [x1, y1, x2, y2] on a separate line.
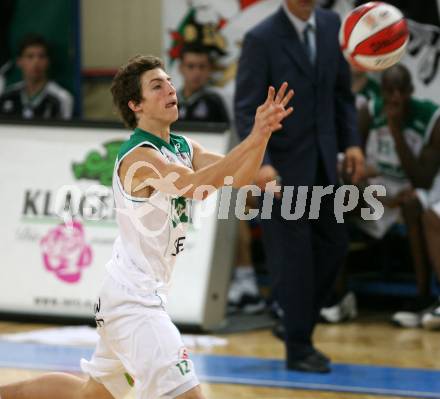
[272, 322, 285, 340]
[273, 323, 331, 364]
[287, 352, 331, 373]
[314, 349, 330, 365]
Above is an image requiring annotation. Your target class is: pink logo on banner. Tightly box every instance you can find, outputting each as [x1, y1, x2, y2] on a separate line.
[40, 221, 92, 283]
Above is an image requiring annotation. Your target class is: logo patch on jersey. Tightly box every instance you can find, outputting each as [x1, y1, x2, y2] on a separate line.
[176, 151, 192, 168]
[179, 347, 190, 360]
[176, 347, 191, 376]
[124, 372, 135, 387]
[172, 236, 186, 256]
[161, 147, 178, 163]
[171, 196, 189, 227]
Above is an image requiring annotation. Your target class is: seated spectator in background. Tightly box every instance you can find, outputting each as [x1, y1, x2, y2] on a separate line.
[177, 44, 229, 123]
[0, 33, 73, 120]
[356, 64, 440, 329]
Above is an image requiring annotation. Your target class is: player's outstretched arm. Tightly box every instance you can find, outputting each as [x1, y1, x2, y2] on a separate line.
[119, 84, 293, 199]
[190, 82, 293, 187]
[229, 82, 293, 187]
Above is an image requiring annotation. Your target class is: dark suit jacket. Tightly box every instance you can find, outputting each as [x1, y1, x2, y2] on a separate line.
[234, 7, 359, 186]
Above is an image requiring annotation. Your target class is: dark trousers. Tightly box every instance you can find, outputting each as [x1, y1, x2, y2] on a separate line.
[261, 161, 348, 360]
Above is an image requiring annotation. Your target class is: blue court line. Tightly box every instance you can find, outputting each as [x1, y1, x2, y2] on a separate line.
[1, 340, 439, 398]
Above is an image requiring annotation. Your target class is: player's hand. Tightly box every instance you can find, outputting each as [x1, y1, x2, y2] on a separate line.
[256, 164, 282, 199]
[384, 102, 404, 135]
[379, 188, 416, 209]
[344, 146, 365, 184]
[251, 83, 294, 141]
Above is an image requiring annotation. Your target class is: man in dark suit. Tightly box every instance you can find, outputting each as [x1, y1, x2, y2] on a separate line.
[234, 0, 364, 373]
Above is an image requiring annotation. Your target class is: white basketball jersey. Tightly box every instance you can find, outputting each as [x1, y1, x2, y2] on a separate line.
[107, 128, 193, 304]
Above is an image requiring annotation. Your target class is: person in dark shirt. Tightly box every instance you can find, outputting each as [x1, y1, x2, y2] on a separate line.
[177, 44, 229, 124]
[0, 33, 73, 120]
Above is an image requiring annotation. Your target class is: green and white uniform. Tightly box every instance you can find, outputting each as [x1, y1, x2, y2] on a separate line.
[81, 128, 199, 399]
[108, 127, 194, 301]
[361, 97, 440, 238]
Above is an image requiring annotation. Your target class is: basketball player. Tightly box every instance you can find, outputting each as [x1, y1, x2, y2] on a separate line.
[357, 64, 440, 328]
[0, 55, 293, 399]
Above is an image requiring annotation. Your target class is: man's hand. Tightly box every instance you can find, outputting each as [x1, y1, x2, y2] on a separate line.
[251, 82, 294, 143]
[256, 164, 281, 199]
[384, 102, 405, 136]
[344, 146, 365, 184]
[379, 188, 416, 209]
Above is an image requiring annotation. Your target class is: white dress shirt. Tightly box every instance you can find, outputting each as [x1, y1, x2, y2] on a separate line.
[282, 1, 317, 63]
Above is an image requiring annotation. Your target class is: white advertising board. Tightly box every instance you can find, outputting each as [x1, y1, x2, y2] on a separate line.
[0, 122, 234, 330]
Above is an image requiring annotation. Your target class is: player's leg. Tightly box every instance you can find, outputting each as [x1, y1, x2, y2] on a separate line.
[401, 196, 431, 296]
[80, 284, 135, 399]
[392, 197, 434, 327]
[259, 198, 319, 366]
[97, 276, 200, 399]
[422, 209, 440, 281]
[421, 209, 440, 330]
[311, 191, 349, 317]
[0, 373, 113, 399]
[117, 308, 200, 399]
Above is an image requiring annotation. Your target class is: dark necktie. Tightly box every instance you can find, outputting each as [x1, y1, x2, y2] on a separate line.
[303, 23, 315, 65]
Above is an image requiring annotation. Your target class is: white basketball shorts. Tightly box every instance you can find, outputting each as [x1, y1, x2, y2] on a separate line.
[81, 274, 199, 399]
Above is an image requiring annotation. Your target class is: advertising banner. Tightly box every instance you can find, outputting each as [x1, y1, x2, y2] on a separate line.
[0, 123, 233, 329]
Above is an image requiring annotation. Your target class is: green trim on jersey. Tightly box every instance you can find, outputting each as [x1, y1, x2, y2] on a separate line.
[407, 99, 439, 136]
[370, 97, 440, 138]
[359, 77, 381, 103]
[117, 128, 191, 161]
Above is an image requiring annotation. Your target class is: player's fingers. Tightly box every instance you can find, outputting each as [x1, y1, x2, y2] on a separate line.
[271, 123, 283, 131]
[283, 106, 294, 118]
[275, 82, 288, 104]
[259, 86, 275, 112]
[271, 106, 293, 129]
[266, 86, 276, 104]
[273, 106, 293, 123]
[281, 89, 294, 108]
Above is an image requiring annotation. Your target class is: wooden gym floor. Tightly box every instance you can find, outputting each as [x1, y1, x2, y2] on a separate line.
[1, 313, 439, 399]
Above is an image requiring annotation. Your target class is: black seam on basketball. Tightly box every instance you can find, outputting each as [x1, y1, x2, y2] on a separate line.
[351, 18, 407, 56]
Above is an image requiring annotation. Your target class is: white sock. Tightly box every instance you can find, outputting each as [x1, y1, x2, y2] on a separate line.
[235, 265, 255, 279]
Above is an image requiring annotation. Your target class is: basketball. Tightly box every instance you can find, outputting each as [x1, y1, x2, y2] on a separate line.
[339, 2, 409, 71]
